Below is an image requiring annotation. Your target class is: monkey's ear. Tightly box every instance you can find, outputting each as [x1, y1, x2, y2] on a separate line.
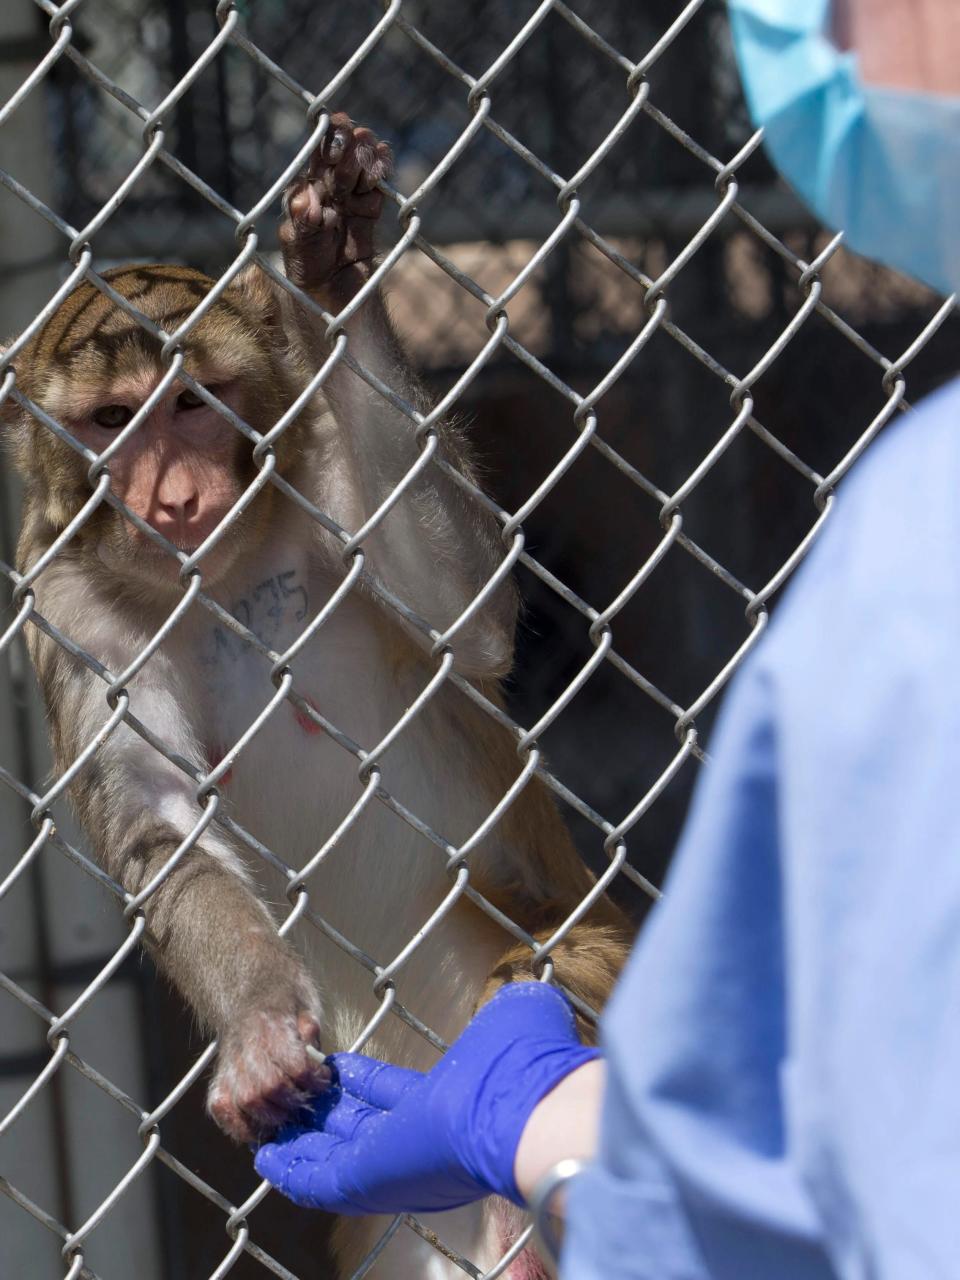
[0, 357, 33, 481]
[230, 265, 285, 336]
[0, 348, 21, 428]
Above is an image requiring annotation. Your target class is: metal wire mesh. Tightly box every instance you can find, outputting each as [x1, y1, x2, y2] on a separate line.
[0, 1, 956, 1277]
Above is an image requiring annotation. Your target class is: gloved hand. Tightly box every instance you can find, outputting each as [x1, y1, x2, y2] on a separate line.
[254, 981, 600, 1215]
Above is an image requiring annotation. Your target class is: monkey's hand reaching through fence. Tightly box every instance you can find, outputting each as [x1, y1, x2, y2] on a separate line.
[208, 1006, 330, 1144]
[254, 983, 601, 1214]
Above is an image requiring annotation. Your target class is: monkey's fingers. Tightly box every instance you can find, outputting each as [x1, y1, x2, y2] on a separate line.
[313, 111, 353, 167]
[305, 114, 392, 196]
[210, 1081, 280, 1143]
[207, 1006, 330, 1142]
[280, 113, 391, 294]
[340, 217, 377, 269]
[283, 184, 381, 233]
[215, 1063, 329, 1144]
[355, 148, 391, 194]
[297, 1010, 324, 1055]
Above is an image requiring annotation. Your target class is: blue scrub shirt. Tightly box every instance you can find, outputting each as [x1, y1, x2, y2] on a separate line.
[562, 377, 960, 1279]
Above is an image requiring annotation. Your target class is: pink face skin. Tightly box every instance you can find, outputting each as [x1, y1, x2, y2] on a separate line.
[69, 374, 248, 584]
[832, 0, 960, 94]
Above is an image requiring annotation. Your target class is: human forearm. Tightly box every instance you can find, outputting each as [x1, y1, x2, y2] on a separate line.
[513, 1058, 606, 1202]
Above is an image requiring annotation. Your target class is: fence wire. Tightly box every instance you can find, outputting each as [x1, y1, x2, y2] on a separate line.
[0, 1, 956, 1278]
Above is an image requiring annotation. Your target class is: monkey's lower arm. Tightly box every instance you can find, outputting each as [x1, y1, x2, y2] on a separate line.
[38, 644, 327, 1141]
[116, 814, 311, 1030]
[114, 817, 328, 1141]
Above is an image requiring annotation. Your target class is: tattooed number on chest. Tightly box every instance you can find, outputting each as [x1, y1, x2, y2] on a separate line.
[202, 570, 309, 665]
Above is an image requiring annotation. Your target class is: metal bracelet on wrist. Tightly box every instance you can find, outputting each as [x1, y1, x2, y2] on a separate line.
[529, 1157, 586, 1273]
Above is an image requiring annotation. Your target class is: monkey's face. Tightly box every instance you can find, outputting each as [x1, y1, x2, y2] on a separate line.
[9, 265, 295, 591]
[73, 372, 255, 587]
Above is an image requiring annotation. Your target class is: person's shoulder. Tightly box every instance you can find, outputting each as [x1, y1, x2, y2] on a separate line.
[842, 374, 960, 507]
[765, 375, 960, 650]
[812, 374, 959, 564]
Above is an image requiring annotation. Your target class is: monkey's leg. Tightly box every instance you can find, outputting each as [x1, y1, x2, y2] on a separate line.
[479, 915, 632, 1043]
[470, 915, 631, 1277]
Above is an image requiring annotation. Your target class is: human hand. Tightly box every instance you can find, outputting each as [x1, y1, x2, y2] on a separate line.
[254, 981, 600, 1214]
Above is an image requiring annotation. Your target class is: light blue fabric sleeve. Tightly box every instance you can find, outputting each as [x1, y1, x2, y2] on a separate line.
[562, 377, 960, 1279]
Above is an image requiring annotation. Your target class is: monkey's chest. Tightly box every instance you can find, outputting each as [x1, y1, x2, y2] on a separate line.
[175, 564, 498, 982]
[184, 578, 407, 853]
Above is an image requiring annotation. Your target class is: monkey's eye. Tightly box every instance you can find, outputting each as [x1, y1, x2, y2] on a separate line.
[176, 388, 206, 412]
[92, 404, 133, 430]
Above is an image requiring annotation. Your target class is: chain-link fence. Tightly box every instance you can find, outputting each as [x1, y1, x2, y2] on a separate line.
[0, 1, 956, 1277]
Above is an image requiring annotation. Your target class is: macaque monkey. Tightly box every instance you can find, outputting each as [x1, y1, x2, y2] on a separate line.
[4, 115, 629, 1276]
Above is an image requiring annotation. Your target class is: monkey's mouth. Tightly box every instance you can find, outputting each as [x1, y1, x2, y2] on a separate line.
[167, 541, 236, 577]
[131, 535, 201, 567]
[136, 528, 230, 563]
[99, 526, 241, 589]
[169, 538, 239, 572]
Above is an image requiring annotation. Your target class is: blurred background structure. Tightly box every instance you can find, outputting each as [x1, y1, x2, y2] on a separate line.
[1, 1, 956, 1277]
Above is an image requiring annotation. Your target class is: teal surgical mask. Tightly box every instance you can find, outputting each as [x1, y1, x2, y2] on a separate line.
[729, 0, 960, 296]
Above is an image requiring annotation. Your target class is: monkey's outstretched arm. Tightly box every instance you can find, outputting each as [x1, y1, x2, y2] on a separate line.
[279, 115, 517, 679]
[29, 617, 326, 1142]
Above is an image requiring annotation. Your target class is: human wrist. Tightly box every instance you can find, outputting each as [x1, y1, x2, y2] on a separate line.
[513, 1057, 606, 1202]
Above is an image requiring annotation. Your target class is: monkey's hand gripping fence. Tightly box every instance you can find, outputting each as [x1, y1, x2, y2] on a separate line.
[0, 2, 955, 1277]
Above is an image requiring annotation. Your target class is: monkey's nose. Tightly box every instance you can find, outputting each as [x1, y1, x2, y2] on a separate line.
[159, 492, 200, 521]
[153, 491, 214, 545]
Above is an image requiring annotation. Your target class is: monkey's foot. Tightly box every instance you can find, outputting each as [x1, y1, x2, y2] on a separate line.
[281, 112, 393, 299]
[208, 1008, 329, 1143]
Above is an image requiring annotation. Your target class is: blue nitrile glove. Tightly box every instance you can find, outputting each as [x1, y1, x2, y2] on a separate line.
[254, 981, 600, 1215]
